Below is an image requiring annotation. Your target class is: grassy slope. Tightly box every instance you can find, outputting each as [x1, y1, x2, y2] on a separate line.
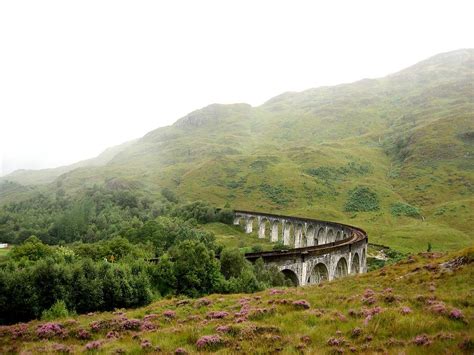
[1, 49, 473, 253]
[2, 248, 472, 354]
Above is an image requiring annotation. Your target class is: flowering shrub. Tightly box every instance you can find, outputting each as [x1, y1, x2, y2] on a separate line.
[141, 339, 152, 349]
[363, 289, 375, 297]
[89, 320, 110, 332]
[121, 318, 142, 330]
[427, 301, 447, 315]
[9, 324, 29, 339]
[449, 308, 464, 320]
[206, 311, 229, 319]
[216, 325, 231, 333]
[413, 334, 431, 346]
[85, 340, 102, 350]
[362, 306, 383, 325]
[77, 328, 91, 340]
[351, 327, 362, 338]
[37, 322, 64, 339]
[268, 288, 285, 295]
[175, 348, 188, 354]
[334, 311, 347, 322]
[140, 320, 156, 331]
[196, 334, 223, 349]
[106, 331, 120, 339]
[163, 310, 176, 319]
[361, 289, 377, 305]
[327, 337, 345, 346]
[195, 298, 212, 307]
[292, 299, 310, 309]
[400, 306, 412, 315]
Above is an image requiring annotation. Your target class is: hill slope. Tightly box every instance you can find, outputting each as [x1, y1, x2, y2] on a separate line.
[1, 248, 472, 354]
[1, 49, 473, 253]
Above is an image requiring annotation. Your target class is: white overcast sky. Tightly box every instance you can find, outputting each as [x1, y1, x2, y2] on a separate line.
[1, 0, 473, 175]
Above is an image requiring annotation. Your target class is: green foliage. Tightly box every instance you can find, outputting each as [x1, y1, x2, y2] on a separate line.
[220, 248, 247, 279]
[344, 186, 380, 212]
[306, 161, 373, 183]
[161, 187, 178, 203]
[41, 300, 72, 321]
[253, 258, 290, 287]
[170, 240, 222, 297]
[0, 258, 153, 324]
[11, 236, 54, 261]
[390, 202, 421, 218]
[258, 184, 293, 206]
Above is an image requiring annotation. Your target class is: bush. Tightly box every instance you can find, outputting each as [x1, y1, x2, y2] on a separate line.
[41, 300, 71, 320]
[220, 248, 247, 279]
[390, 202, 421, 218]
[344, 186, 380, 212]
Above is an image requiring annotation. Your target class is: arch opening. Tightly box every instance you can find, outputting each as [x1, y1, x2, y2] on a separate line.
[335, 257, 348, 278]
[307, 263, 329, 284]
[317, 227, 325, 244]
[351, 253, 360, 274]
[327, 229, 334, 243]
[281, 269, 299, 286]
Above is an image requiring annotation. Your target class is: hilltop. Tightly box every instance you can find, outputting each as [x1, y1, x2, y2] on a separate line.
[1, 247, 472, 354]
[1, 49, 473, 253]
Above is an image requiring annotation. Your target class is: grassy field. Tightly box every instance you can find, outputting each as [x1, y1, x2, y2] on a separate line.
[201, 223, 276, 252]
[0, 247, 10, 261]
[1, 248, 472, 354]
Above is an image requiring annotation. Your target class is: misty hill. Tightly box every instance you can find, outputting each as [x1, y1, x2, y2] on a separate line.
[1, 139, 136, 186]
[1, 49, 473, 253]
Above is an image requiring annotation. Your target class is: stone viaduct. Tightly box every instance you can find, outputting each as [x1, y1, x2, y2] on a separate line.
[233, 210, 368, 287]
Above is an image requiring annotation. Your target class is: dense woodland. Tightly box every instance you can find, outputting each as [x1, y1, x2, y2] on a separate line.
[0, 186, 289, 324]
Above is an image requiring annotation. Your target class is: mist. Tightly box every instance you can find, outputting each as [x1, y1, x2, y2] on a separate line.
[1, 0, 473, 175]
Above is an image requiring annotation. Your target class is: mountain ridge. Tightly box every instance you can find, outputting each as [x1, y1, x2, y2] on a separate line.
[1, 48, 473, 253]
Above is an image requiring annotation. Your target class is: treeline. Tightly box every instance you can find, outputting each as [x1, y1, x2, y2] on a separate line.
[0, 184, 232, 246]
[0, 214, 289, 324]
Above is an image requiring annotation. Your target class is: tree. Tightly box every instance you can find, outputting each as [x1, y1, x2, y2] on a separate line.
[220, 248, 247, 279]
[171, 240, 222, 297]
[11, 236, 54, 261]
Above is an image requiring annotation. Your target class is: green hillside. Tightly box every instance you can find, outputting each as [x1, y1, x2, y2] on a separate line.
[1, 248, 472, 354]
[1, 49, 473, 253]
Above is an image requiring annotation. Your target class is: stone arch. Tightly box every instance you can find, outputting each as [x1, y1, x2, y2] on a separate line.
[304, 225, 314, 247]
[317, 227, 325, 244]
[270, 219, 280, 243]
[334, 257, 348, 279]
[361, 247, 366, 270]
[244, 217, 257, 233]
[327, 228, 335, 243]
[336, 230, 342, 241]
[282, 221, 295, 246]
[294, 222, 304, 248]
[258, 217, 271, 239]
[281, 269, 299, 286]
[307, 263, 329, 284]
[351, 253, 360, 274]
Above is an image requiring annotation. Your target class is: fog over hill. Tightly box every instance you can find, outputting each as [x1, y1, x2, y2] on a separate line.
[1, 49, 473, 253]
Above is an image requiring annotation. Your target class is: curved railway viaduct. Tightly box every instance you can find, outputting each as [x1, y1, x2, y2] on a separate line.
[234, 210, 368, 286]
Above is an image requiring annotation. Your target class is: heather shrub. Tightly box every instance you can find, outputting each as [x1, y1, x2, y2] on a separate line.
[196, 334, 223, 350]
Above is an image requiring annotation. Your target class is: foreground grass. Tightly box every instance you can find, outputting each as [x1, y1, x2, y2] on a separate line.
[1, 248, 473, 354]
